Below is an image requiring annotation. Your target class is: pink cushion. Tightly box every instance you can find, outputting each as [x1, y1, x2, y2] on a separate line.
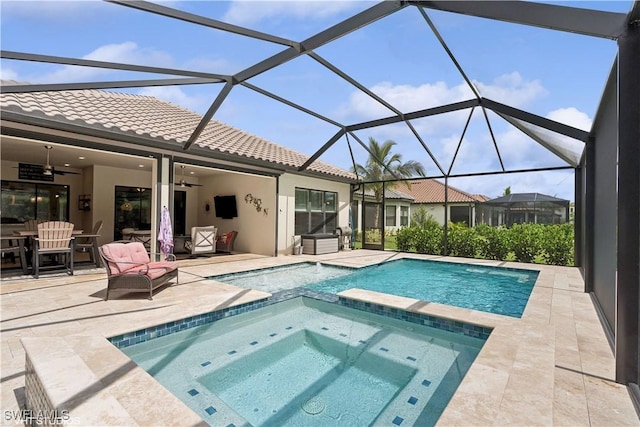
[220, 231, 234, 245]
[102, 242, 150, 273]
[125, 261, 177, 280]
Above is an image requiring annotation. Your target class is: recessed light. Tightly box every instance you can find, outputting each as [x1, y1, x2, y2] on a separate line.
[139, 164, 145, 168]
[64, 163, 70, 167]
[189, 171, 195, 175]
[78, 156, 85, 160]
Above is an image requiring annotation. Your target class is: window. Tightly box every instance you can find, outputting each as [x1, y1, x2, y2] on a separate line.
[386, 205, 396, 227]
[1, 180, 69, 223]
[400, 206, 409, 226]
[450, 205, 471, 225]
[295, 188, 337, 235]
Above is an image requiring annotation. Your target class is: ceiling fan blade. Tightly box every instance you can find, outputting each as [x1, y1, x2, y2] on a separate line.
[185, 182, 204, 187]
[52, 169, 80, 175]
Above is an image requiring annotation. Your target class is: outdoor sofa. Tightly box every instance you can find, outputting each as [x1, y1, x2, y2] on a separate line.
[98, 241, 178, 300]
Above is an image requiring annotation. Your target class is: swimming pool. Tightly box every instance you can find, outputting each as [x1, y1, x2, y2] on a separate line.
[211, 258, 539, 317]
[119, 297, 485, 426]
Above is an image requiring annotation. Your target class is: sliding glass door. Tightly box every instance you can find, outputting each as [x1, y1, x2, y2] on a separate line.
[113, 186, 151, 240]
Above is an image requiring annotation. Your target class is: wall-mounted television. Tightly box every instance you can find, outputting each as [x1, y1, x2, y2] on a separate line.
[214, 195, 238, 219]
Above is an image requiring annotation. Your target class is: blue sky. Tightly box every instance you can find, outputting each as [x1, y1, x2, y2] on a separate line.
[1, 0, 632, 201]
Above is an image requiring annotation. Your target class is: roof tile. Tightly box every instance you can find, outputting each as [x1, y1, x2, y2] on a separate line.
[1, 82, 354, 180]
[403, 179, 488, 203]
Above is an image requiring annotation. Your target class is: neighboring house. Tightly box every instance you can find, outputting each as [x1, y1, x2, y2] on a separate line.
[352, 188, 414, 233]
[478, 193, 570, 226]
[401, 179, 489, 226]
[0, 81, 356, 256]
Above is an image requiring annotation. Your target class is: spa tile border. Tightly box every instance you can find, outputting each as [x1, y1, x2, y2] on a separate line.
[338, 296, 493, 340]
[110, 286, 490, 352]
[109, 298, 268, 348]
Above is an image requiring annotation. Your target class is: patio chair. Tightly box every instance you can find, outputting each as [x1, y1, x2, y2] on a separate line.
[190, 226, 217, 256]
[75, 220, 103, 267]
[32, 221, 75, 279]
[216, 230, 237, 253]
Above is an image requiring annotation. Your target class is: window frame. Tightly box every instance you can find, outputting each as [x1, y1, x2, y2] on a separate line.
[294, 187, 338, 235]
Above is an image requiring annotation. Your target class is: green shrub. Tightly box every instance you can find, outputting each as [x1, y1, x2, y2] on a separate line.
[508, 223, 544, 263]
[392, 221, 574, 266]
[414, 224, 443, 255]
[541, 223, 574, 266]
[395, 226, 415, 252]
[446, 222, 479, 258]
[475, 223, 510, 260]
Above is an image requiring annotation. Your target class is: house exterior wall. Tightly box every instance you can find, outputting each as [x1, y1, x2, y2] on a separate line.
[2, 157, 351, 258]
[410, 202, 476, 226]
[199, 172, 277, 256]
[278, 174, 350, 256]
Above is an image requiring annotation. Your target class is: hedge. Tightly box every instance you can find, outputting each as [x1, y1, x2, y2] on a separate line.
[396, 222, 574, 266]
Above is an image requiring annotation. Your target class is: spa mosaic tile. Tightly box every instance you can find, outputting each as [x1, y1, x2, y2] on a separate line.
[338, 296, 493, 340]
[108, 298, 268, 348]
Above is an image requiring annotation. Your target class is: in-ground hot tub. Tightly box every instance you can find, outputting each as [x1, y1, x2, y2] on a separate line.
[301, 233, 339, 255]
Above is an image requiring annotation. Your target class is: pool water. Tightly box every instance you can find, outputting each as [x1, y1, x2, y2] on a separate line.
[121, 297, 484, 427]
[212, 259, 538, 317]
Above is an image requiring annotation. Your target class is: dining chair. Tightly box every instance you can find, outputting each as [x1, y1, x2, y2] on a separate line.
[1, 237, 28, 274]
[32, 221, 75, 278]
[75, 220, 103, 267]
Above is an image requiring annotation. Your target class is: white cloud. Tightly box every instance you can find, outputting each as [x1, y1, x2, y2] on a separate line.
[473, 72, 547, 106]
[0, 67, 19, 81]
[136, 86, 211, 113]
[338, 72, 547, 127]
[223, 1, 361, 26]
[30, 42, 174, 83]
[546, 107, 592, 131]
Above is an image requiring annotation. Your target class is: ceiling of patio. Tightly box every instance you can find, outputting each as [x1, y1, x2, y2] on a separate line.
[0, 1, 632, 186]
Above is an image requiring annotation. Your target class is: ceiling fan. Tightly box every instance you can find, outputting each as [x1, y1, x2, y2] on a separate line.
[177, 165, 203, 188]
[15, 145, 80, 176]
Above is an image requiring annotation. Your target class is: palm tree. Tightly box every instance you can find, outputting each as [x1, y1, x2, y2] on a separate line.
[352, 138, 425, 241]
[352, 137, 426, 202]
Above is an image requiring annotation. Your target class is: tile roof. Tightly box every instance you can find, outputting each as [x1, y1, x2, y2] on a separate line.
[0, 81, 355, 180]
[402, 179, 488, 203]
[360, 187, 414, 201]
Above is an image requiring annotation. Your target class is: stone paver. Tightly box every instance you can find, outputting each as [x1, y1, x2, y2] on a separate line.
[1, 251, 638, 426]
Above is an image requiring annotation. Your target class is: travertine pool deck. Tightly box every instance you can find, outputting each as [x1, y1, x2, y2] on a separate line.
[1, 250, 638, 426]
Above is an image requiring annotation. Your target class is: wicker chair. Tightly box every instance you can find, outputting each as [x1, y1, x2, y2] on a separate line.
[216, 230, 238, 253]
[98, 241, 178, 300]
[32, 221, 75, 279]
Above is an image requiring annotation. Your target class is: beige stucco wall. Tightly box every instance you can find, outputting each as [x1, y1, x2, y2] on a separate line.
[278, 174, 351, 256]
[196, 172, 277, 256]
[92, 164, 155, 246]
